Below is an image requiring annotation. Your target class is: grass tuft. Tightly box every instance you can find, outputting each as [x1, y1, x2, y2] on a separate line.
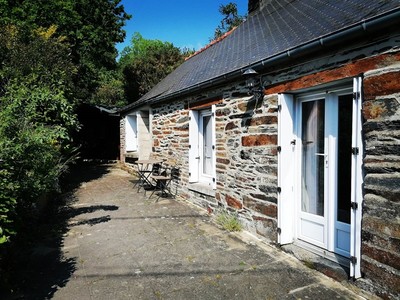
[215, 210, 242, 232]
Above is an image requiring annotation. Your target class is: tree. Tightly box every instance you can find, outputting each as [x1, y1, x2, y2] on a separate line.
[91, 70, 126, 108]
[213, 2, 246, 40]
[0, 0, 131, 102]
[119, 33, 188, 103]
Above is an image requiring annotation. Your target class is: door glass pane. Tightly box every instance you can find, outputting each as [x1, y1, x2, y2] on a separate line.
[301, 100, 325, 216]
[337, 95, 352, 224]
[202, 115, 212, 175]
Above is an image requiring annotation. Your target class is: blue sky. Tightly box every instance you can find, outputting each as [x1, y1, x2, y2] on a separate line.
[116, 0, 248, 54]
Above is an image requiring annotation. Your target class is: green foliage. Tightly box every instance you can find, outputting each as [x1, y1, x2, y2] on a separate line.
[215, 210, 243, 232]
[0, 167, 17, 244]
[119, 33, 189, 103]
[180, 47, 196, 58]
[0, 25, 78, 245]
[0, 0, 131, 103]
[90, 70, 126, 108]
[0, 0, 130, 242]
[213, 2, 246, 40]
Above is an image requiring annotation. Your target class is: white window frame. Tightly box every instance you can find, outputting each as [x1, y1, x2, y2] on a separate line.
[188, 105, 216, 189]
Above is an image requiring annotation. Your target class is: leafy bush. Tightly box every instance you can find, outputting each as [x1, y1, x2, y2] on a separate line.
[0, 25, 78, 244]
[90, 70, 126, 108]
[0, 168, 17, 243]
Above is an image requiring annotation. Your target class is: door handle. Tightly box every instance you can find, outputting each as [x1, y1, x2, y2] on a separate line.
[315, 153, 326, 156]
[195, 156, 200, 159]
[315, 153, 328, 167]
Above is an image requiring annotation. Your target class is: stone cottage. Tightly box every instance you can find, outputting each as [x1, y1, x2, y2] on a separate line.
[119, 0, 400, 298]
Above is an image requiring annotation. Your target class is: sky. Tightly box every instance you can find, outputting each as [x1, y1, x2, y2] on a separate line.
[116, 0, 248, 54]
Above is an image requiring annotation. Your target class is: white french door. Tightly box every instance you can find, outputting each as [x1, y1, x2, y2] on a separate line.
[278, 79, 363, 278]
[296, 89, 353, 257]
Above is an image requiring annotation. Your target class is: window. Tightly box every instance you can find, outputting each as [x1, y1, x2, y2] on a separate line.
[188, 106, 216, 189]
[125, 114, 137, 151]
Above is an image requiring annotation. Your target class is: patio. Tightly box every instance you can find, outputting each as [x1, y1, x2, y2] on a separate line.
[3, 163, 365, 299]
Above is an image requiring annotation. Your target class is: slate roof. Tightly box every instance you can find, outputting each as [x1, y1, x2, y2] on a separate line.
[123, 0, 400, 112]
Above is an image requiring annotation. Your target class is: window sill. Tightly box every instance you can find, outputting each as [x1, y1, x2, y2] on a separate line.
[125, 151, 138, 158]
[188, 183, 215, 197]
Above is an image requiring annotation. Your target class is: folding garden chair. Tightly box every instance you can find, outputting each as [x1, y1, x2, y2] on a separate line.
[148, 167, 180, 201]
[134, 160, 162, 193]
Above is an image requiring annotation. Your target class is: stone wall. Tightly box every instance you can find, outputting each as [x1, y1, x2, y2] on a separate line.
[150, 83, 280, 242]
[214, 92, 279, 242]
[358, 61, 400, 299]
[137, 111, 152, 160]
[151, 100, 189, 197]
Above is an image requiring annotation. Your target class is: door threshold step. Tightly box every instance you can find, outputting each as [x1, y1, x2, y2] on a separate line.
[281, 243, 350, 282]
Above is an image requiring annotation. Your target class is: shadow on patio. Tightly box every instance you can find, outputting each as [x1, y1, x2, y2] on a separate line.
[0, 163, 113, 299]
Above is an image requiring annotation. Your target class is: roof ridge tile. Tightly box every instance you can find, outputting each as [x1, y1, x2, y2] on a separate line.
[185, 26, 238, 61]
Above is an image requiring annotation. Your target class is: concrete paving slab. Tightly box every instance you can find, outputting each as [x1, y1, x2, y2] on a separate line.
[4, 163, 369, 299]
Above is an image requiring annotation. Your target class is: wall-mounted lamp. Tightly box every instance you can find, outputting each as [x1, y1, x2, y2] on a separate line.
[242, 68, 264, 101]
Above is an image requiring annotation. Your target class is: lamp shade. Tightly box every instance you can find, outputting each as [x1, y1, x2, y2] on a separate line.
[242, 68, 258, 77]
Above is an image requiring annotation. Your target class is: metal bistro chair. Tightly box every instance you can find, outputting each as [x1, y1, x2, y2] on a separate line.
[136, 162, 161, 193]
[148, 167, 180, 201]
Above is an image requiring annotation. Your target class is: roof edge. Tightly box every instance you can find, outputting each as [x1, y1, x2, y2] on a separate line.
[184, 27, 238, 61]
[120, 7, 400, 114]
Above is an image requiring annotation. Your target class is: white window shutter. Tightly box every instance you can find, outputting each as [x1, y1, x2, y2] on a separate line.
[125, 115, 138, 151]
[188, 110, 199, 183]
[211, 105, 217, 189]
[350, 77, 363, 278]
[277, 93, 295, 245]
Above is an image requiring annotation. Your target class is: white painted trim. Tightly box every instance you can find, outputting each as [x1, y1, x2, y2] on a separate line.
[149, 108, 153, 138]
[199, 109, 213, 185]
[189, 107, 217, 189]
[350, 77, 363, 278]
[278, 94, 295, 245]
[188, 110, 199, 183]
[125, 114, 138, 152]
[326, 93, 338, 252]
[211, 105, 217, 190]
[296, 96, 328, 249]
